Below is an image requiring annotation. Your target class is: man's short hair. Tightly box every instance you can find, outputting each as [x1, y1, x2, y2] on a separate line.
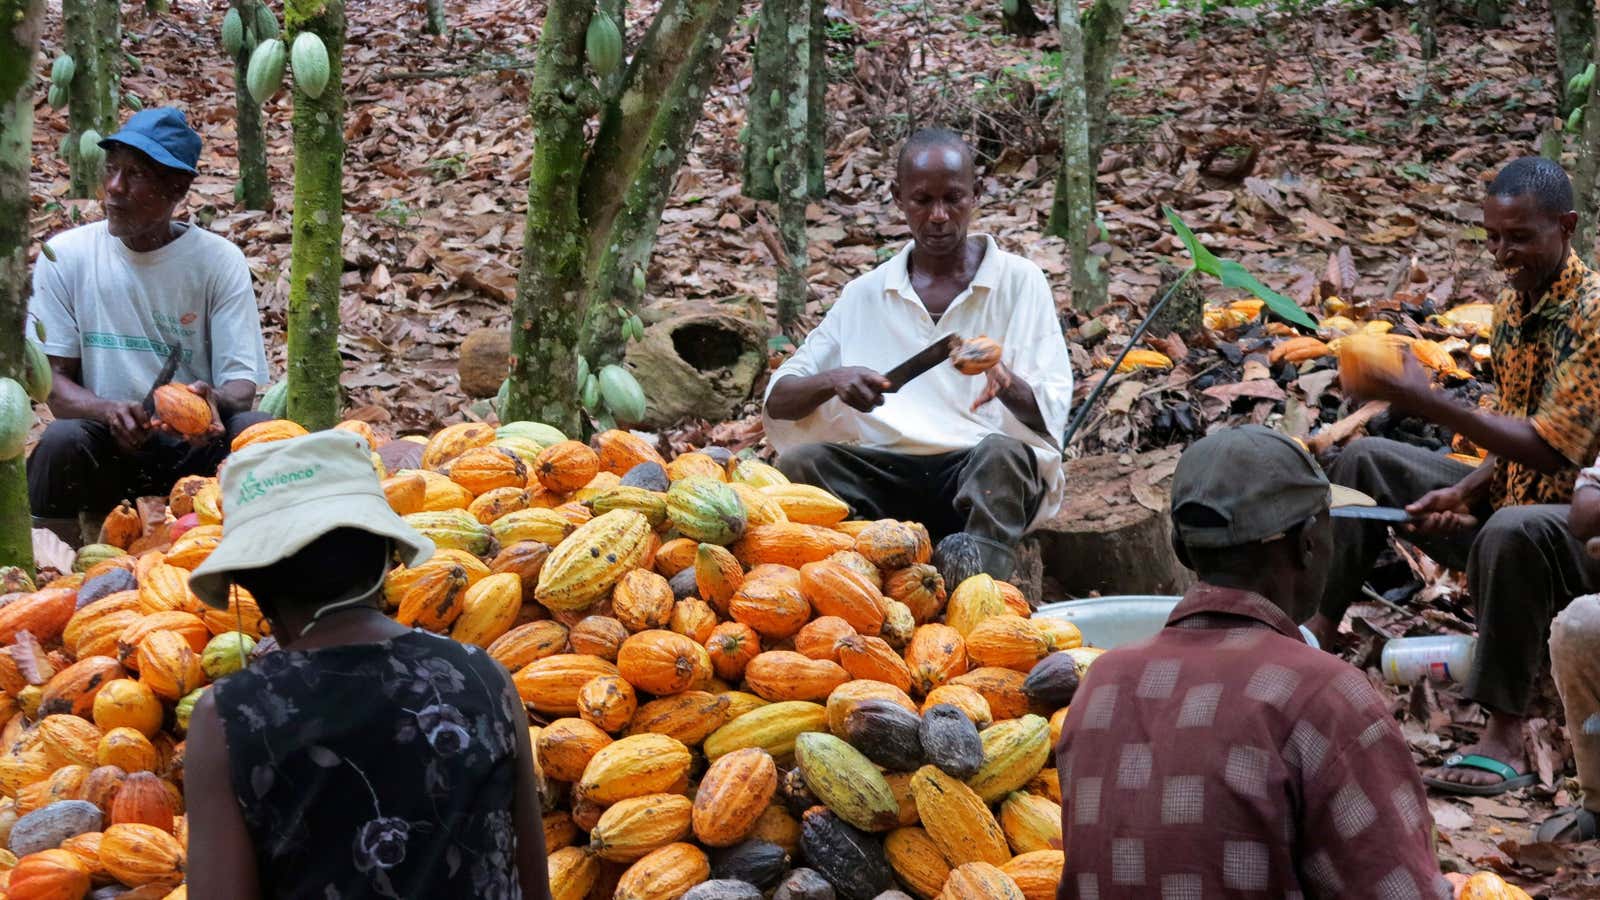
[1488, 157, 1574, 216]
[896, 128, 974, 177]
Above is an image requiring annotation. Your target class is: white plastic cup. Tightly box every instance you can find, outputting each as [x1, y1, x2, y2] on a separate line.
[1381, 635, 1475, 685]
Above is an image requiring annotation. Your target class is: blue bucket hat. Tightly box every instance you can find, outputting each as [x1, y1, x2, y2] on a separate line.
[100, 107, 201, 175]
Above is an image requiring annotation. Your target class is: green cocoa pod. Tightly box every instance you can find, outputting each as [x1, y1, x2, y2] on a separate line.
[47, 83, 67, 110]
[246, 38, 287, 104]
[50, 55, 75, 88]
[586, 12, 622, 77]
[1569, 106, 1584, 133]
[222, 8, 245, 54]
[233, 180, 245, 202]
[581, 373, 601, 412]
[1002, 0, 1019, 14]
[22, 340, 52, 404]
[57, 133, 72, 160]
[77, 129, 104, 167]
[259, 378, 288, 417]
[290, 31, 331, 99]
[254, 3, 280, 40]
[598, 364, 646, 424]
[631, 264, 646, 292]
[0, 378, 32, 462]
[769, 88, 781, 108]
[576, 355, 590, 387]
[123, 93, 143, 112]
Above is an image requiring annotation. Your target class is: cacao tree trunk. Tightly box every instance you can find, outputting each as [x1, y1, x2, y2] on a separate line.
[506, 0, 591, 433]
[1571, 0, 1600, 264]
[424, 0, 446, 36]
[283, 0, 346, 430]
[507, 0, 740, 428]
[1001, 0, 1049, 37]
[1418, 0, 1438, 60]
[62, 0, 120, 198]
[774, 0, 811, 335]
[1047, 0, 1105, 312]
[1552, 0, 1592, 114]
[742, 0, 825, 202]
[1082, 0, 1131, 165]
[1474, 0, 1501, 26]
[806, 0, 825, 197]
[232, 0, 271, 210]
[0, 0, 45, 571]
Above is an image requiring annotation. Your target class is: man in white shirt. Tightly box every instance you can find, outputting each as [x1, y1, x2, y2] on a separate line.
[763, 129, 1073, 584]
[27, 108, 269, 544]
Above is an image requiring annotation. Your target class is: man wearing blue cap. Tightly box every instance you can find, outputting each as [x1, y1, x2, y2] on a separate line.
[27, 107, 269, 544]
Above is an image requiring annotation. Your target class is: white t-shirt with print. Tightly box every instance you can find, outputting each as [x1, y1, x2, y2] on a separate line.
[28, 220, 269, 405]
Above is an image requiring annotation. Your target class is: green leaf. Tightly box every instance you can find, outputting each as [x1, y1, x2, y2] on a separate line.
[1162, 206, 1222, 277]
[1218, 260, 1317, 330]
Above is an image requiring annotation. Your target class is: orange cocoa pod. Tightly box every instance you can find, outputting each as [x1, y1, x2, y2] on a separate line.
[151, 384, 214, 438]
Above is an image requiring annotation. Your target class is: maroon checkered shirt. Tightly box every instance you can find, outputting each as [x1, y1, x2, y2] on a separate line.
[1055, 583, 1451, 900]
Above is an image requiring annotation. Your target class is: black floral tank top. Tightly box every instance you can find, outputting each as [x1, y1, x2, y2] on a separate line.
[212, 630, 524, 899]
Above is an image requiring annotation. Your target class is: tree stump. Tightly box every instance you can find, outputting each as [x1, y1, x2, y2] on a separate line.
[1031, 447, 1194, 598]
[623, 296, 769, 428]
[1146, 263, 1205, 341]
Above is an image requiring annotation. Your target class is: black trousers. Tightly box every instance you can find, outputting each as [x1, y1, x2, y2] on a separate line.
[1321, 437, 1600, 716]
[776, 434, 1047, 578]
[27, 411, 270, 517]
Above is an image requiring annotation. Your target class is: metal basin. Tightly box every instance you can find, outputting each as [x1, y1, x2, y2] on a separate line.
[1034, 595, 1180, 650]
[1035, 594, 1319, 650]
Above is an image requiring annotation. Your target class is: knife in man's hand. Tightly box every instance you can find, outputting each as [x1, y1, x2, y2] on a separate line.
[140, 344, 183, 417]
[881, 335, 961, 393]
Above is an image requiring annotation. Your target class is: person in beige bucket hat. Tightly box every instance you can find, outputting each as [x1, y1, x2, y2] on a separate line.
[180, 431, 552, 899]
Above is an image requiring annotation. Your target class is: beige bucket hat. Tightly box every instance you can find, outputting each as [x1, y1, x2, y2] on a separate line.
[188, 429, 434, 609]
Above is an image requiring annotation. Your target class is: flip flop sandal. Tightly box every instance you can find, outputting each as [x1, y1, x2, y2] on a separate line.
[1422, 754, 1538, 797]
[1534, 806, 1599, 843]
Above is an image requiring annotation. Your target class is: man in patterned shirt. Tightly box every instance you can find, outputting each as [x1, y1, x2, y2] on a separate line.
[1306, 157, 1600, 795]
[1055, 426, 1449, 899]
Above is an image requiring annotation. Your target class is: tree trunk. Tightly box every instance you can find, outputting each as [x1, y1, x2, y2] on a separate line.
[62, 0, 119, 198]
[509, 0, 740, 427]
[283, 0, 346, 431]
[1474, 0, 1501, 27]
[0, 0, 45, 571]
[1571, 0, 1600, 263]
[506, 0, 593, 433]
[741, 0, 785, 204]
[1046, 0, 1104, 311]
[1081, 0, 1131, 164]
[1418, 0, 1438, 60]
[1001, 0, 1048, 36]
[775, 0, 810, 335]
[578, 0, 739, 368]
[232, 0, 271, 210]
[806, 0, 825, 197]
[424, 0, 446, 35]
[1552, 0, 1592, 114]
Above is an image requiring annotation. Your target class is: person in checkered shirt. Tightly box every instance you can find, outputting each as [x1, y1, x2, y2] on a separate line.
[1055, 426, 1452, 899]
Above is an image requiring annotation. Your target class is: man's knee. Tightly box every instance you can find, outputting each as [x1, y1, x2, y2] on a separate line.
[776, 443, 835, 482]
[31, 419, 107, 459]
[223, 410, 272, 441]
[1327, 437, 1404, 484]
[1552, 594, 1600, 655]
[1476, 505, 1564, 552]
[967, 434, 1034, 473]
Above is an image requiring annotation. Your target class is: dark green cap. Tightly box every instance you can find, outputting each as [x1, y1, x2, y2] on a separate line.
[1171, 425, 1371, 548]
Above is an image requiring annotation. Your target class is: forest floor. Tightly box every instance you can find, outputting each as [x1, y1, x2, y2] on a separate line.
[21, 0, 1600, 891]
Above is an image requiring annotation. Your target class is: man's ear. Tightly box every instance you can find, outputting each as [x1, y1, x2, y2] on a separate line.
[1561, 209, 1580, 239]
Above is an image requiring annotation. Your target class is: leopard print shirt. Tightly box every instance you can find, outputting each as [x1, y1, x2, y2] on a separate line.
[1490, 252, 1600, 507]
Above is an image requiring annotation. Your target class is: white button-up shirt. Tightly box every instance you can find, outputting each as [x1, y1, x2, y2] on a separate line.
[763, 234, 1072, 530]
